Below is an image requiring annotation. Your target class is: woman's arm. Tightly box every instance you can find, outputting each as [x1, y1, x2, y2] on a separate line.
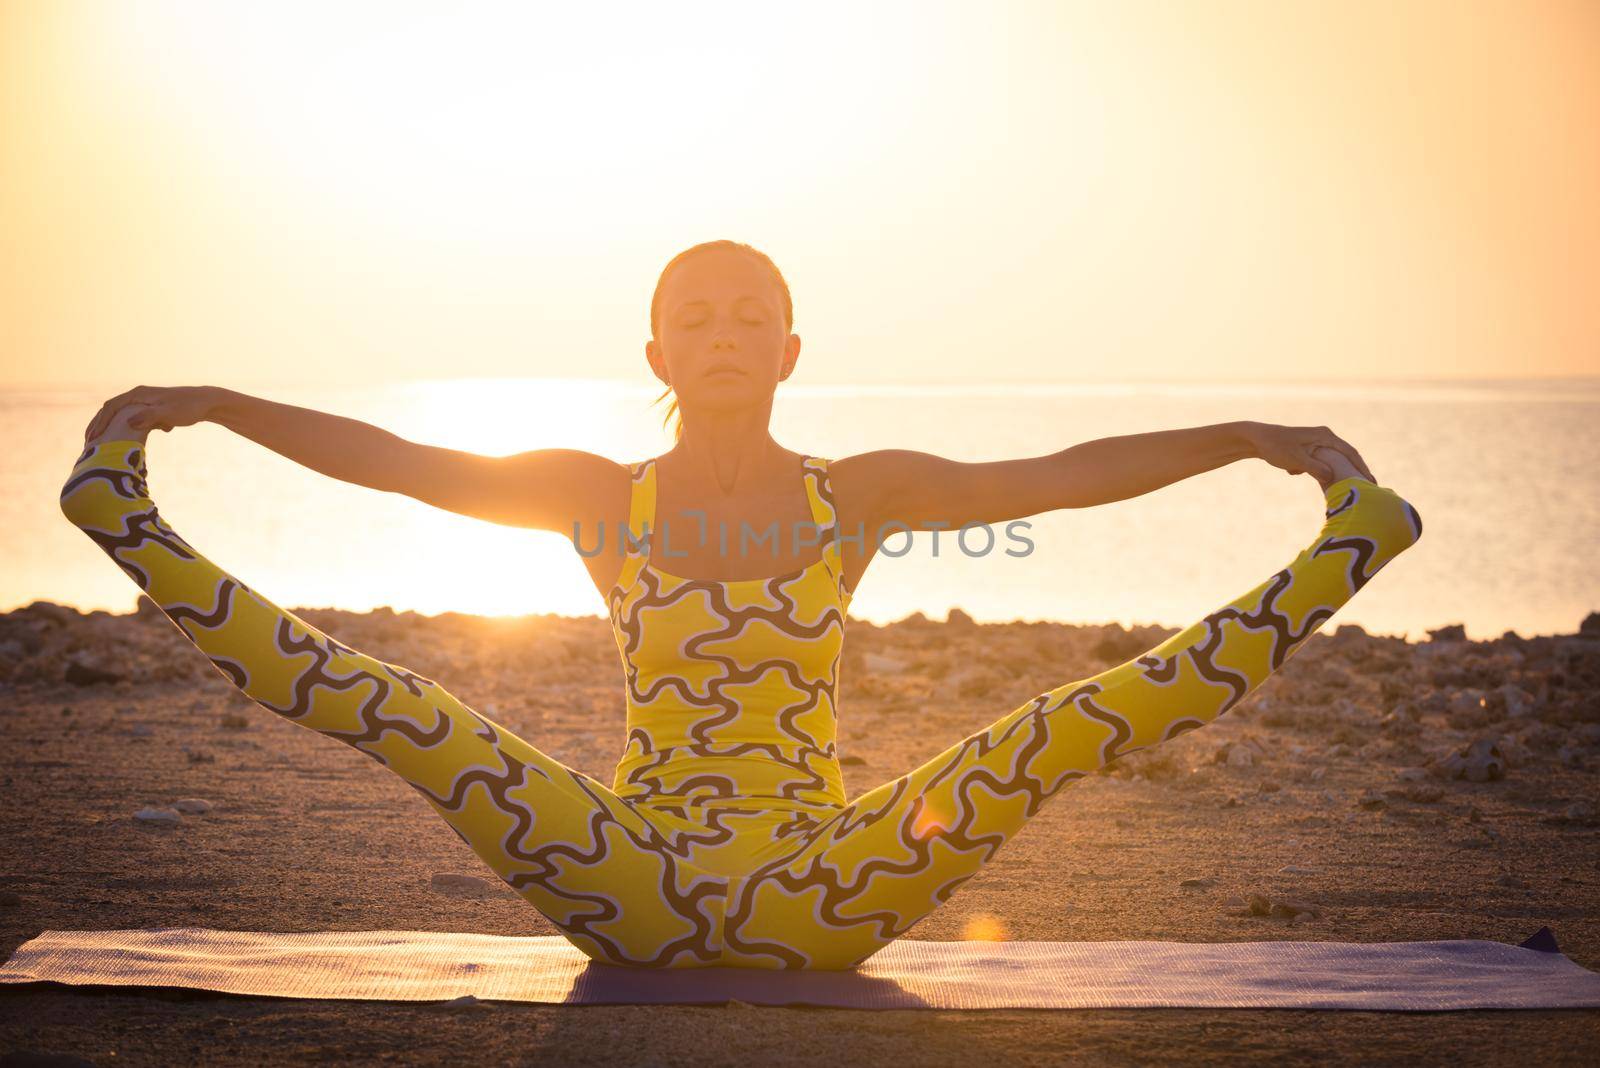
[84, 384, 618, 532]
[207, 387, 619, 530]
[832, 421, 1368, 534]
[206, 387, 416, 494]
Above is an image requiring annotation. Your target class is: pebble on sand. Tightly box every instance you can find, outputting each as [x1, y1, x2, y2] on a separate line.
[173, 797, 215, 814]
[1436, 738, 1507, 783]
[1228, 893, 1323, 920]
[431, 872, 498, 898]
[134, 806, 181, 824]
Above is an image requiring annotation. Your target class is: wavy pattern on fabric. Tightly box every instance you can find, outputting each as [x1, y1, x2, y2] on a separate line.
[61, 439, 1421, 969]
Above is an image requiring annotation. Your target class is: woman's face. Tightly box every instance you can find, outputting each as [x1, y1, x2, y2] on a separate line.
[647, 248, 800, 413]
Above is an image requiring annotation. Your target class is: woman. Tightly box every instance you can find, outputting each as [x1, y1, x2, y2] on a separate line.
[63, 239, 1422, 970]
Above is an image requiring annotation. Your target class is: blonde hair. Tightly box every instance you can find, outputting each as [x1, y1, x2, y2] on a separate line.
[649, 240, 795, 443]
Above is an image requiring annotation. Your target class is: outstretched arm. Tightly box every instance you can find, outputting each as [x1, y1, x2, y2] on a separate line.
[83, 384, 616, 532]
[209, 388, 619, 531]
[832, 421, 1372, 533]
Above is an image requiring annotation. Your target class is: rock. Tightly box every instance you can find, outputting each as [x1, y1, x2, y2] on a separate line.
[1231, 893, 1321, 919]
[129, 724, 153, 738]
[1495, 874, 1527, 889]
[135, 594, 166, 623]
[1332, 623, 1368, 644]
[1490, 684, 1538, 720]
[134, 806, 181, 824]
[1557, 746, 1585, 768]
[434, 994, 495, 1010]
[173, 798, 215, 815]
[1437, 738, 1506, 782]
[1447, 689, 1489, 726]
[1380, 706, 1422, 736]
[1272, 898, 1322, 919]
[431, 873, 497, 898]
[1396, 767, 1429, 782]
[1571, 723, 1600, 747]
[1324, 743, 1353, 758]
[1495, 735, 1533, 768]
[220, 713, 250, 730]
[1278, 865, 1321, 875]
[64, 659, 121, 686]
[20, 600, 79, 627]
[1090, 626, 1149, 663]
[1565, 801, 1596, 821]
[945, 608, 976, 628]
[1227, 745, 1255, 768]
[184, 748, 217, 764]
[0, 891, 22, 906]
[1308, 766, 1326, 782]
[862, 653, 909, 674]
[1427, 623, 1468, 643]
[1399, 783, 1446, 804]
[1417, 691, 1450, 715]
[1581, 611, 1600, 637]
[1357, 790, 1388, 810]
[1180, 877, 1217, 889]
[839, 755, 867, 766]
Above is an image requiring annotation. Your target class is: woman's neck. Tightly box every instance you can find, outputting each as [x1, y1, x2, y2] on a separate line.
[664, 412, 792, 498]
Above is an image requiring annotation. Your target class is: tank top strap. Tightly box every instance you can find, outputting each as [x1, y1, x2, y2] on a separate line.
[615, 459, 657, 594]
[629, 458, 658, 551]
[800, 456, 836, 538]
[803, 456, 851, 607]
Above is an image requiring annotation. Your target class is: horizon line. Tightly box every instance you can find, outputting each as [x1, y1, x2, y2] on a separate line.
[4, 371, 1599, 394]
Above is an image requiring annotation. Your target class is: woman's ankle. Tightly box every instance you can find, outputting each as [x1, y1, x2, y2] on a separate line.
[1310, 445, 1366, 490]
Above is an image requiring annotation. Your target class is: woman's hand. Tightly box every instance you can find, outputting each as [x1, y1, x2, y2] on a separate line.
[84, 385, 219, 444]
[1242, 422, 1375, 484]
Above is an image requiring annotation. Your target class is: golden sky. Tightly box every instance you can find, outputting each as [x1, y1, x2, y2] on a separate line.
[2, 0, 1596, 389]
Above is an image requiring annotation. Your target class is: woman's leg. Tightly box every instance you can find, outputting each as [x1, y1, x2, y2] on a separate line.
[60, 437, 728, 968]
[721, 476, 1424, 968]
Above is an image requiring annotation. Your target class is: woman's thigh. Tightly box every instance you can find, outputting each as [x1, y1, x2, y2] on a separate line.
[720, 477, 1423, 969]
[60, 438, 731, 967]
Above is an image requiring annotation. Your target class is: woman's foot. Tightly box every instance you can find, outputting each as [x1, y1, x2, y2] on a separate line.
[87, 404, 152, 448]
[1309, 444, 1368, 492]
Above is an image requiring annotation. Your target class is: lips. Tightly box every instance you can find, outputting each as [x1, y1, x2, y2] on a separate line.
[705, 365, 745, 378]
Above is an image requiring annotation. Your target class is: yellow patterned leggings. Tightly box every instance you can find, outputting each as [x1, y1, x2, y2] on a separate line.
[62, 438, 1422, 969]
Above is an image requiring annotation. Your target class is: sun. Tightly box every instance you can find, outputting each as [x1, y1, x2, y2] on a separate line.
[93, 1, 940, 244]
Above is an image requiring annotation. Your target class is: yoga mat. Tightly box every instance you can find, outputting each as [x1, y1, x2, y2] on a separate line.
[3, 927, 1597, 1010]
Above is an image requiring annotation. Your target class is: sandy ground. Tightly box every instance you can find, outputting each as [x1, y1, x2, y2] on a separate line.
[1, 600, 1598, 1066]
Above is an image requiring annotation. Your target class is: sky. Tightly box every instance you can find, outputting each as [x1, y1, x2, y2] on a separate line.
[2, 0, 1597, 390]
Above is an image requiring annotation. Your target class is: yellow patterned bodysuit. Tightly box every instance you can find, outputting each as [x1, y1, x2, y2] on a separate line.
[61, 440, 1422, 969]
